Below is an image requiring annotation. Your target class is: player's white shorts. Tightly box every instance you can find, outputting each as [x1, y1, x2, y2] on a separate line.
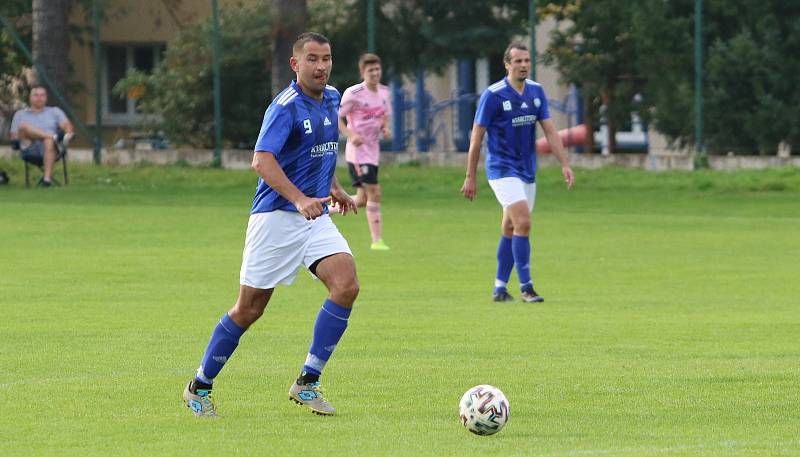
[239, 210, 352, 289]
[488, 177, 537, 212]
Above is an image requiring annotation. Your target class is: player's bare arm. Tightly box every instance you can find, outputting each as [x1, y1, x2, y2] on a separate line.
[540, 119, 575, 189]
[338, 116, 363, 147]
[252, 151, 329, 220]
[381, 115, 392, 140]
[461, 124, 487, 201]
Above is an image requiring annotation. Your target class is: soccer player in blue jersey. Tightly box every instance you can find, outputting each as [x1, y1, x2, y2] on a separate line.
[461, 41, 575, 303]
[183, 32, 359, 417]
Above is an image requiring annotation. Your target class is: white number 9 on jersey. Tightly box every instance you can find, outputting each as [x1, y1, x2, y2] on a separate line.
[303, 119, 313, 134]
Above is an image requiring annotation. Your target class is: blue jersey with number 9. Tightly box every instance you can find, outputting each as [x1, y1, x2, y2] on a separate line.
[251, 81, 341, 214]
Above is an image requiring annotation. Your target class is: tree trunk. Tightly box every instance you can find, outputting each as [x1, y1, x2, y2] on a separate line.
[270, 0, 307, 99]
[32, 0, 72, 105]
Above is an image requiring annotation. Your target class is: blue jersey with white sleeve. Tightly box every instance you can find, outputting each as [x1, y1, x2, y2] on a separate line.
[251, 81, 341, 214]
[474, 78, 550, 183]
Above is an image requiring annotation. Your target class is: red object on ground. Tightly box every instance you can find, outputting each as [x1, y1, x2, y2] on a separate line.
[536, 124, 587, 153]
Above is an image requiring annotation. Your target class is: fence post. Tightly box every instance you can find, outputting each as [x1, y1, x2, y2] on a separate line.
[529, 0, 536, 80]
[455, 59, 475, 152]
[414, 69, 429, 152]
[693, 0, 706, 168]
[92, 0, 102, 164]
[390, 78, 405, 151]
[367, 0, 375, 53]
[211, 0, 223, 167]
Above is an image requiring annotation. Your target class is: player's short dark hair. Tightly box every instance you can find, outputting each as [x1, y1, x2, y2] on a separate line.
[292, 32, 330, 55]
[503, 41, 529, 64]
[358, 53, 381, 71]
[30, 84, 47, 94]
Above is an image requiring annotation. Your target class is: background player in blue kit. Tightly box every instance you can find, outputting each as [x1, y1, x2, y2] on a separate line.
[461, 41, 575, 303]
[183, 32, 358, 417]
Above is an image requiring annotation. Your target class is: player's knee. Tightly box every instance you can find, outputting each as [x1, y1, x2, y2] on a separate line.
[232, 297, 267, 325]
[513, 219, 531, 235]
[370, 186, 381, 201]
[333, 278, 359, 304]
[501, 219, 514, 235]
[343, 279, 360, 302]
[236, 305, 264, 325]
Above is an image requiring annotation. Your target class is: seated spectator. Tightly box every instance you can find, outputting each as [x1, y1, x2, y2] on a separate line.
[9, 85, 74, 187]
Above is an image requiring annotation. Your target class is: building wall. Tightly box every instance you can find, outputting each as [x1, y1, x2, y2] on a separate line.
[535, 17, 572, 134]
[67, 0, 259, 145]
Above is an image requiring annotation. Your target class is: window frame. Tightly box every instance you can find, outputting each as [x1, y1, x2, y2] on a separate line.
[101, 43, 164, 126]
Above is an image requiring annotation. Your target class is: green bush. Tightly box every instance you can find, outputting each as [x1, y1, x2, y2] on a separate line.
[115, 4, 270, 148]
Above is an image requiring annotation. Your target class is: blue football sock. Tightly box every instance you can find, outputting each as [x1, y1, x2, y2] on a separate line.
[303, 299, 351, 376]
[196, 313, 245, 384]
[512, 235, 532, 289]
[495, 235, 513, 288]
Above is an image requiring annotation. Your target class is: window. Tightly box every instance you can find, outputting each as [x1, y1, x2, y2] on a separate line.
[103, 44, 165, 123]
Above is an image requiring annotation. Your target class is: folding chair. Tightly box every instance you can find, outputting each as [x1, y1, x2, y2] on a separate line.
[11, 132, 69, 188]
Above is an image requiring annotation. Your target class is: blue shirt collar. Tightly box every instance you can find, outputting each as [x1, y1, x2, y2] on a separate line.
[291, 80, 328, 103]
[504, 77, 527, 97]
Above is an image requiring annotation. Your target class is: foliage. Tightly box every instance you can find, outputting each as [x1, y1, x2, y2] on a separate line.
[0, 1, 32, 76]
[0, 6, 30, 59]
[1, 0, 98, 125]
[542, 0, 800, 155]
[112, 0, 531, 146]
[269, 0, 307, 98]
[0, 1, 34, 121]
[310, 0, 529, 86]
[114, 4, 270, 148]
[628, 0, 695, 148]
[542, 0, 644, 153]
[703, 0, 800, 155]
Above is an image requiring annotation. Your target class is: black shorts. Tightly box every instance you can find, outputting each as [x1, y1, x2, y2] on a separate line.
[347, 162, 379, 187]
[20, 141, 45, 167]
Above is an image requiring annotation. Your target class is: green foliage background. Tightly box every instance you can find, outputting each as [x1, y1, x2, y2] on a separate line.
[114, 5, 271, 148]
[543, 0, 800, 155]
[312, 0, 528, 87]
[5, 0, 800, 154]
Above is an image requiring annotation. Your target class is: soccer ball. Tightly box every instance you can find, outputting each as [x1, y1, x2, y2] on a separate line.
[459, 384, 510, 435]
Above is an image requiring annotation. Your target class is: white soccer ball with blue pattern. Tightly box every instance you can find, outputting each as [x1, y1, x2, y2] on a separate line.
[459, 384, 510, 435]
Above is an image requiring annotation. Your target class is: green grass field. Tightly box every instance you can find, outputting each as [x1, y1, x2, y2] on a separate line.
[1, 158, 799, 456]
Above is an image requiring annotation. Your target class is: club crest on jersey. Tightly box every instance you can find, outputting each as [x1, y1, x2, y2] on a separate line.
[502, 100, 512, 111]
[534, 98, 541, 108]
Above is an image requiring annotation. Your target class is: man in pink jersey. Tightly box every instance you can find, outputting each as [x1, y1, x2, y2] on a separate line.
[338, 53, 392, 251]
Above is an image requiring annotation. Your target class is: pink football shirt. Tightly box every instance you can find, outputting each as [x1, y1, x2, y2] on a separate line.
[339, 82, 392, 165]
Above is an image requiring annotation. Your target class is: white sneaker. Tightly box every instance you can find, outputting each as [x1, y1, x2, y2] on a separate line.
[182, 380, 218, 417]
[289, 380, 336, 415]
